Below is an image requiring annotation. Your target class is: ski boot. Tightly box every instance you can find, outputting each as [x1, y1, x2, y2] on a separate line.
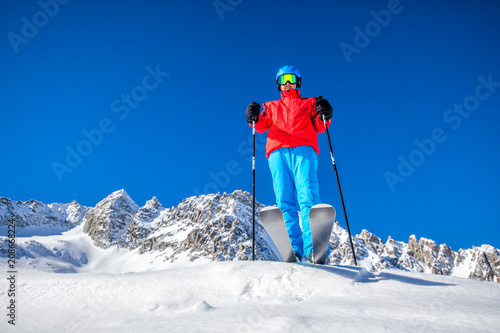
[308, 251, 326, 265]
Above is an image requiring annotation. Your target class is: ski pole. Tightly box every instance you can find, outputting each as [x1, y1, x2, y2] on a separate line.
[322, 116, 358, 266]
[252, 119, 256, 261]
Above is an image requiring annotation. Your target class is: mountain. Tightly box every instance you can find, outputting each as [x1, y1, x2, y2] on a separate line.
[0, 197, 88, 235]
[82, 189, 139, 248]
[0, 190, 499, 282]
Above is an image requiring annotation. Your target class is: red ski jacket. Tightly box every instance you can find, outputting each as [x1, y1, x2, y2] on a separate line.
[253, 89, 330, 158]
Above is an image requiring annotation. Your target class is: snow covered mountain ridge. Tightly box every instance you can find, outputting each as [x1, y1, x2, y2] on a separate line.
[0, 189, 498, 283]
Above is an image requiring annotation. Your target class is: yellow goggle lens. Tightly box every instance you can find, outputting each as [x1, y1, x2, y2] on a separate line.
[277, 74, 298, 85]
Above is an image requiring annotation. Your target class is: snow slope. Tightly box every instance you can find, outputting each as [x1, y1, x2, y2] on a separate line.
[2, 190, 500, 332]
[1, 261, 499, 332]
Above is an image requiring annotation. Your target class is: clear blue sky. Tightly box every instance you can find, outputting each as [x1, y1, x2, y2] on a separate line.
[1, 0, 499, 250]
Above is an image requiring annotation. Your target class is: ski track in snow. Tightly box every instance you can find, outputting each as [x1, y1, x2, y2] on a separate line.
[1, 261, 500, 333]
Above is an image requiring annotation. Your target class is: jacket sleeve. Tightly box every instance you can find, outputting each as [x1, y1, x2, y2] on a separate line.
[251, 102, 272, 133]
[311, 98, 331, 133]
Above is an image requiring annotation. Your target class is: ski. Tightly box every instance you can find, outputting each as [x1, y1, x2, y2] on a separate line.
[259, 206, 296, 262]
[309, 203, 336, 265]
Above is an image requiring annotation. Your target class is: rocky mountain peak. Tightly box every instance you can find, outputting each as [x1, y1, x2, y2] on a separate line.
[0, 196, 88, 233]
[82, 189, 139, 248]
[125, 190, 275, 262]
[145, 196, 162, 209]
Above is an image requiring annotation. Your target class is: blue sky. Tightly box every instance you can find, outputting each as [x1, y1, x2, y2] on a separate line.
[1, 0, 499, 251]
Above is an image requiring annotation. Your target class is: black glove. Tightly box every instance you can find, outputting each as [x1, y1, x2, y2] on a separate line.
[246, 102, 261, 123]
[315, 98, 333, 121]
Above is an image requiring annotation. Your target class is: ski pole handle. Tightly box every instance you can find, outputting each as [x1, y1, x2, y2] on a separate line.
[251, 119, 256, 261]
[252, 120, 256, 167]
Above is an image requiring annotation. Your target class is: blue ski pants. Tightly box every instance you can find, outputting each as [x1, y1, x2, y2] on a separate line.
[268, 145, 321, 259]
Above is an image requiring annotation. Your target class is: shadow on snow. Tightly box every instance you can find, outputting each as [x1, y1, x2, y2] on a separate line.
[297, 262, 456, 287]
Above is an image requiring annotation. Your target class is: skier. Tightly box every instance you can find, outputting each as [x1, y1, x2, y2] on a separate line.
[246, 65, 333, 263]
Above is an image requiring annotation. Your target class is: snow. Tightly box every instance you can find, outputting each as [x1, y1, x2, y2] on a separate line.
[2, 191, 500, 332]
[2, 258, 500, 332]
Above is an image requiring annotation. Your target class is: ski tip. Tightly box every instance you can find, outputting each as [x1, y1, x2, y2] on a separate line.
[260, 205, 279, 212]
[312, 203, 334, 209]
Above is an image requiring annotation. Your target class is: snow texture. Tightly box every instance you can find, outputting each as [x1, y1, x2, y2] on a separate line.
[1, 190, 500, 331]
[1, 261, 500, 332]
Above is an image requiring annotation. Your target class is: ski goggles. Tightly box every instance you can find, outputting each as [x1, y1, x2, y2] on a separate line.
[277, 73, 299, 85]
